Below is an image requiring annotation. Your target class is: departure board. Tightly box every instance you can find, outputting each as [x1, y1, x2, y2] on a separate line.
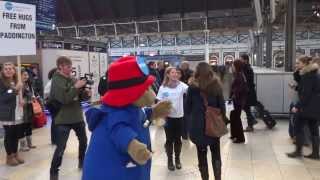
[36, 0, 56, 30]
[6, 0, 56, 31]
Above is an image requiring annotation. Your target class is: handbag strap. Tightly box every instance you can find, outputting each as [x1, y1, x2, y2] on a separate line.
[200, 92, 209, 108]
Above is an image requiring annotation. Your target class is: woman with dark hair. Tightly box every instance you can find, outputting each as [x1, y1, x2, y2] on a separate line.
[44, 67, 58, 145]
[19, 69, 36, 151]
[229, 59, 248, 144]
[287, 56, 320, 159]
[44, 68, 57, 99]
[186, 62, 225, 180]
[0, 62, 25, 166]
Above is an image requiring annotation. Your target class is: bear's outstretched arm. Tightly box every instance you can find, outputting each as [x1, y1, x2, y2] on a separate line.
[128, 139, 152, 165]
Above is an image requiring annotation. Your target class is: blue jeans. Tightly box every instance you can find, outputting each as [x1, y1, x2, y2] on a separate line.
[50, 122, 87, 174]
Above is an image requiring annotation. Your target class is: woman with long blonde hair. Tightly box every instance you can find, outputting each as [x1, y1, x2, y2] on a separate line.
[157, 67, 188, 171]
[0, 62, 25, 166]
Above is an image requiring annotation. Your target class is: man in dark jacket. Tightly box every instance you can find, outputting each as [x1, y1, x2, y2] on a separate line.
[180, 61, 194, 84]
[287, 59, 320, 159]
[98, 71, 108, 97]
[157, 61, 166, 83]
[147, 61, 161, 93]
[240, 54, 258, 132]
[30, 67, 43, 98]
[49, 57, 89, 180]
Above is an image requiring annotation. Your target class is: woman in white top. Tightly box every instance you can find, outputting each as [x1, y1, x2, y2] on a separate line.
[43, 67, 58, 145]
[157, 67, 188, 171]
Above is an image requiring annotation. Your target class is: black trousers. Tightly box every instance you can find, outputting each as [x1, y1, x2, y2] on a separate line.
[51, 116, 57, 144]
[230, 107, 245, 142]
[164, 117, 183, 145]
[20, 123, 32, 138]
[50, 122, 87, 174]
[244, 105, 256, 127]
[182, 115, 189, 139]
[196, 140, 221, 169]
[3, 125, 20, 155]
[295, 116, 319, 146]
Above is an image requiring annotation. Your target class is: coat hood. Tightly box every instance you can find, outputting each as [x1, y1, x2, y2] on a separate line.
[85, 107, 106, 131]
[300, 63, 319, 75]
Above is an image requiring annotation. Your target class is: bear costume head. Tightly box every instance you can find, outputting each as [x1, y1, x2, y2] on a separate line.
[102, 56, 156, 107]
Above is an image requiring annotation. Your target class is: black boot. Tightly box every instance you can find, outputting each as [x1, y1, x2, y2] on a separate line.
[165, 142, 175, 171]
[50, 173, 58, 180]
[199, 166, 209, 180]
[287, 137, 303, 158]
[174, 142, 182, 170]
[78, 158, 84, 169]
[304, 136, 320, 160]
[212, 160, 222, 180]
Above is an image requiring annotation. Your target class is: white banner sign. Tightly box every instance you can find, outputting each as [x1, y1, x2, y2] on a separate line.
[0, 1, 36, 56]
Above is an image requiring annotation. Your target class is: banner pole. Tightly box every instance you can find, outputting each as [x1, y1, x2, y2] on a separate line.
[17, 55, 22, 83]
[17, 55, 24, 104]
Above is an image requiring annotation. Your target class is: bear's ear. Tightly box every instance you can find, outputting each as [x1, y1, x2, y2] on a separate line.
[133, 88, 156, 107]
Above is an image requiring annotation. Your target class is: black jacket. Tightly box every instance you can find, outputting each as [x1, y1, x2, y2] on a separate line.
[149, 68, 161, 93]
[0, 80, 17, 122]
[296, 63, 320, 120]
[231, 72, 248, 109]
[181, 69, 193, 84]
[22, 83, 34, 123]
[98, 75, 108, 97]
[243, 64, 257, 106]
[185, 79, 225, 146]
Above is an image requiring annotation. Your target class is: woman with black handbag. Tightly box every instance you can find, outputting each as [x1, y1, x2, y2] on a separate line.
[185, 62, 225, 180]
[0, 62, 25, 166]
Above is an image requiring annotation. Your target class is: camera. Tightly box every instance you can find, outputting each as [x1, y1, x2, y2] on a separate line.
[79, 73, 94, 101]
[80, 73, 94, 87]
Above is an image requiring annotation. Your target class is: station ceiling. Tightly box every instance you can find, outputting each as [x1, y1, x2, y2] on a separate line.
[57, 0, 252, 25]
[56, 0, 320, 26]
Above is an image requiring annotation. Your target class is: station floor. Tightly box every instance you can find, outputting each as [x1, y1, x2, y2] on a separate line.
[0, 119, 320, 180]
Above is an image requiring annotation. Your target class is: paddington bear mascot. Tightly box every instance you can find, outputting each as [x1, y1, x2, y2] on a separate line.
[82, 56, 171, 180]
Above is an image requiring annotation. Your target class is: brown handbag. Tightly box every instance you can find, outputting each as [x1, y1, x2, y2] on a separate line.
[201, 93, 228, 138]
[32, 99, 43, 115]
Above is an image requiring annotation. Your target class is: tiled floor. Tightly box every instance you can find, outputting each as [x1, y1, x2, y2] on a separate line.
[0, 119, 320, 180]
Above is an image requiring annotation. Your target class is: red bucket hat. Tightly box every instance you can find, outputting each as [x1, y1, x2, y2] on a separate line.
[101, 56, 155, 107]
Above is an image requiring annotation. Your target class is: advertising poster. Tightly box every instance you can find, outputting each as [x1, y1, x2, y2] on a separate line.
[89, 52, 101, 102]
[99, 53, 108, 76]
[223, 52, 235, 64]
[310, 49, 320, 57]
[41, 49, 89, 84]
[273, 50, 284, 68]
[209, 52, 219, 65]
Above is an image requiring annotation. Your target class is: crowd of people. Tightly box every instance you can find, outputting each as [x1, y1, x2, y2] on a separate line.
[0, 54, 319, 180]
